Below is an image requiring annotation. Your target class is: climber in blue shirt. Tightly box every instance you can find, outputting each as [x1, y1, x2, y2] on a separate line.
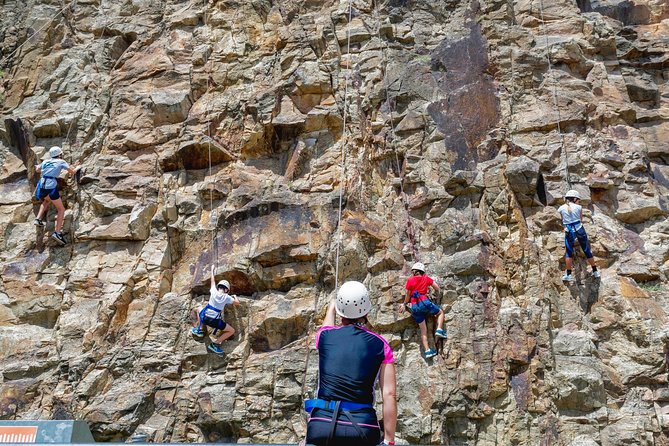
[33, 146, 80, 245]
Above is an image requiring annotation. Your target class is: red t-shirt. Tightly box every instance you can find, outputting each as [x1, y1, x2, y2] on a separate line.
[405, 275, 434, 297]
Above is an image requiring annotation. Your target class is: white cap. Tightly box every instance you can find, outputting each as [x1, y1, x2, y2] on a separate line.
[217, 279, 230, 290]
[411, 262, 425, 273]
[565, 189, 581, 200]
[49, 146, 63, 158]
[335, 281, 372, 319]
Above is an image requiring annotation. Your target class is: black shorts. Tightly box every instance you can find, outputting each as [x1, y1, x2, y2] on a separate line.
[202, 315, 227, 331]
[306, 407, 381, 446]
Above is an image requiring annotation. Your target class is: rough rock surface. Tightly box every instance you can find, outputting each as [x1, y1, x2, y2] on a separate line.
[1, 0, 669, 444]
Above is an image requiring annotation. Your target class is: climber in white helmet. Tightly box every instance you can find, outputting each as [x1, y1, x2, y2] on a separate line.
[191, 265, 241, 356]
[400, 262, 446, 359]
[557, 189, 600, 282]
[33, 146, 80, 245]
[304, 281, 397, 446]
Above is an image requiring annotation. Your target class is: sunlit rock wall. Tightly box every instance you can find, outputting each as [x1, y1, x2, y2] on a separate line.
[1, 0, 669, 444]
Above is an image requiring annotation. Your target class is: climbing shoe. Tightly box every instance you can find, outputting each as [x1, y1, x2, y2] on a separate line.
[424, 348, 437, 359]
[51, 232, 67, 245]
[33, 218, 45, 227]
[191, 327, 204, 338]
[435, 328, 447, 339]
[592, 271, 601, 279]
[561, 273, 574, 282]
[207, 343, 225, 356]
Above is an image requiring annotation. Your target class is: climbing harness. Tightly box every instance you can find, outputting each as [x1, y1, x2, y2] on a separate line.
[195, 304, 225, 335]
[305, 399, 372, 445]
[537, 0, 572, 189]
[304, 399, 373, 413]
[373, 0, 419, 262]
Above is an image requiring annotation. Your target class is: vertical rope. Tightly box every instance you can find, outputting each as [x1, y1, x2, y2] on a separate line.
[537, 0, 571, 189]
[203, 0, 216, 265]
[374, 0, 419, 262]
[333, 0, 355, 291]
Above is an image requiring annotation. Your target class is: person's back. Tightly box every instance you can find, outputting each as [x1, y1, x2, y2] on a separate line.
[405, 274, 433, 298]
[39, 158, 69, 189]
[316, 324, 392, 405]
[557, 202, 582, 228]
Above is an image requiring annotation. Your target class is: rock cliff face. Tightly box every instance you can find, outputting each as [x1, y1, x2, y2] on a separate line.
[1, 0, 669, 444]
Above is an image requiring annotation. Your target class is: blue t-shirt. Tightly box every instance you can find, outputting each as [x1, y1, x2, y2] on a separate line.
[315, 325, 394, 404]
[39, 159, 70, 189]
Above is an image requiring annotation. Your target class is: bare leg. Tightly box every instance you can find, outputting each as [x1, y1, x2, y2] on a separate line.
[418, 321, 430, 351]
[36, 197, 51, 220]
[565, 257, 573, 271]
[52, 198, 65, 232]
[436, 309, 444, 332]
[586, 257, 596, 268]
[215, 325, 235, 343]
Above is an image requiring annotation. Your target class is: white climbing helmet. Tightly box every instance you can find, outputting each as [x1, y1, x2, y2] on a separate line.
[217, 279, 230, 290]
[49, 146, 63, 158]
[411, 262, 426, 273]
[335, 281, 372, 319]
[565, 189, 581, 200]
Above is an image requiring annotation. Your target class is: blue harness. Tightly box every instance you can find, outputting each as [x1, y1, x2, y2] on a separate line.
[197, 304, 223, 334]
[39, 175, 57, 184]
[564, 221, 583, 235]
[304, 399, 373, 413]
[565, 221, 583, 235]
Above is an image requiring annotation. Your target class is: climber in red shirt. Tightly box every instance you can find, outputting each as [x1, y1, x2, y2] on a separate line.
[400, 262, 446, 359]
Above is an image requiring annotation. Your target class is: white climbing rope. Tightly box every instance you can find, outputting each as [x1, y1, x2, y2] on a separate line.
[333, 0, 355, 291]
[2, 1, 77, 64]
[537, 0, 572, 188]
[202, 0, 217, 261]
[373, 0, 419, 262]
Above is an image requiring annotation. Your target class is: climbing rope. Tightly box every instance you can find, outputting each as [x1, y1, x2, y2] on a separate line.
[202, 0, 218, 263]
[333, 0, 355, 291]
[373, 0, 419, 262]
[537, 0, 572, 189]
[1, 1, 77, 64]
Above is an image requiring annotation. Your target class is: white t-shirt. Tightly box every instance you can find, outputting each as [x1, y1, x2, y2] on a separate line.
[557, 203, 583, 229]
[205, 286, 234, 318]
[39, 158, 70, 189]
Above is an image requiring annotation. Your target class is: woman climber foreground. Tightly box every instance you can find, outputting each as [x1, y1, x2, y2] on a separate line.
[400, 262, 446, 359]
[33, 146, 80, 245]
[191, 266, 240, 356]
[557, 189, 600, 282]
[304, 281, 397, 446]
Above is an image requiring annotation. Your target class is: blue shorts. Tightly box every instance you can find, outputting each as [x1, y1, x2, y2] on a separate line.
[35, 183, 60, 201]
[565, 226, 593, 259]
[410, 299, 441, 324]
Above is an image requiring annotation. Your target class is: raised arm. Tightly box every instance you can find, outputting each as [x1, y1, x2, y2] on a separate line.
[210, 265, 216, 290]
[66, 164, 81, 175]
[323, 300, 336, 327]
[379, 362, 397, 444]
